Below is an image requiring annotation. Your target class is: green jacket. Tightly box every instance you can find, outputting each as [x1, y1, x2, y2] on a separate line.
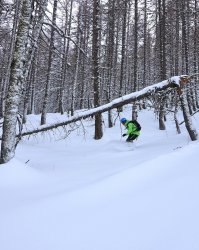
[124, 120, 140, 136]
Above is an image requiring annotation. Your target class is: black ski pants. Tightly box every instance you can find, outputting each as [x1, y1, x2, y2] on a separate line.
[126, 134, 138, 142]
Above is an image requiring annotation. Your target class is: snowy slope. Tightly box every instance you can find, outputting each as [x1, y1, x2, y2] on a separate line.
[0, 107, 199, 250]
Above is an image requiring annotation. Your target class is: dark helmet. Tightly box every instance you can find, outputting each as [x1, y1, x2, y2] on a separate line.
[120, 117, 126, 123]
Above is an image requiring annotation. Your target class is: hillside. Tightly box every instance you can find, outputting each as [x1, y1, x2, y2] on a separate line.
[0, 107, 199, 250]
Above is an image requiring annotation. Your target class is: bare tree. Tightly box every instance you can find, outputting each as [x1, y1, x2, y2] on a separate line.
[0, 0, 32, 163]
[119, 0, 128, 98]
[0, 0, 21, 118]
[92, 0, 103, 139]
[58, 0, 73, 115]
[132, 0, 139, 121]
[22, 0, 48, 123]
[105, 0, 116, 128]
[41, 0, 58, 125]
[71, 4, 82, 116]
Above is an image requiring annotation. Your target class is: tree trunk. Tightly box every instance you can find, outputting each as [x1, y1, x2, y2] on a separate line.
[180, 0, 193, 115]
[106, 0, 115, 128]
[119, 0, 127, 97]
[179, 91, 198, 141]
[193, 0, 199, 109]
[132, 0, 139, 120]
[41, 0, 57, 125]
[79, 0, 90, 110]
[158, 0, 166, 81]
[0, 0, 20, 118]
[59, 0, 73, 115]
[158, 95, 166, 130]
[92, 0, 103, 139]
[71, 4, 82, 116]
[174, 0, 180, 75]
[157, 0, 167, 130]
[174, 93, 181, 134]
[143, 0, 147, 88]
[22, 0, 48, 123]
[0, 0, 32, 164]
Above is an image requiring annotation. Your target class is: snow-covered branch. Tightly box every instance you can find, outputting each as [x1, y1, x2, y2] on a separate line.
[15, 75, 190, 138]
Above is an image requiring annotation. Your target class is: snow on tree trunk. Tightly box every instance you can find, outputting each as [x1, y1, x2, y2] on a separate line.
[0, 0, 32, 164]
[14, 76, 184, 138]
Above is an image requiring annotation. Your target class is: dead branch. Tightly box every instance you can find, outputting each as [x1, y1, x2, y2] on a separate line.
[179, 109, 199, 125]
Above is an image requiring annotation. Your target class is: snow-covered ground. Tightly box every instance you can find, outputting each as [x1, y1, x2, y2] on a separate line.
[0, 106, 199, 250]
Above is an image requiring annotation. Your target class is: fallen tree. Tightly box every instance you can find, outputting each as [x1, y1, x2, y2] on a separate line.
[15, 75, 197, 141]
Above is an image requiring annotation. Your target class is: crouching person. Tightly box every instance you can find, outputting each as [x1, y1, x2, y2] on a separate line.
[120, 117, 141, 142]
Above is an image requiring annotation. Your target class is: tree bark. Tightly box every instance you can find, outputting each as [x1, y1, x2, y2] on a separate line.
[0, 0, 32, 163]
[0, 0, 20, 118]
[41, 0, 57, 125]
[59, 0, 73, 115]
[132, 0, 139, 121]
[92, 0, 103, 140]
[71, 4, 82, 116]
[179, 91, 198, 141]
[106, 0, 115, 128]
[119, 0, 127, 98]
[22, 0, 48, 123]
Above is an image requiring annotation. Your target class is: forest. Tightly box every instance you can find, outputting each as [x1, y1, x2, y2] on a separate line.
[0, 0, 198, 163]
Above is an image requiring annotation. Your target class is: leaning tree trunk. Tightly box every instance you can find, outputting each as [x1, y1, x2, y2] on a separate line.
[179, 91, 198, 141]
[177, 78, 198, 141]
[173, 92, 181, 134]
[10, 75, 198, 143]
[14, 76, 187, 138]
[0, 0, 32, 164]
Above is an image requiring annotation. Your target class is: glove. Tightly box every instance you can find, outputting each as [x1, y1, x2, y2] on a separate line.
[122, 133, 127, 137]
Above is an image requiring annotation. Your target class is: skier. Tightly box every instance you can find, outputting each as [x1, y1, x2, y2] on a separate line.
[120, 117, 141, 142]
